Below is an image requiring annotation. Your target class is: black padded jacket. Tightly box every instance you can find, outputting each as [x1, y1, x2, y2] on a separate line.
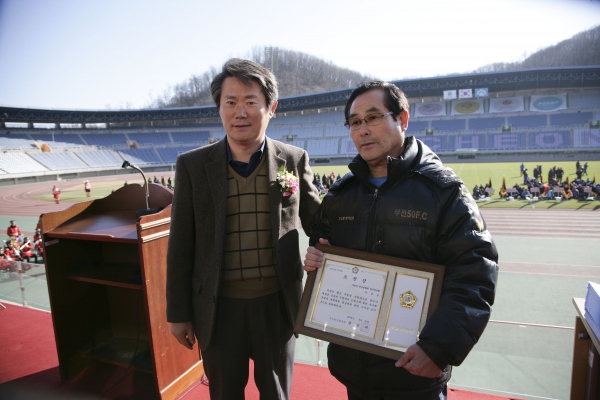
[309, 137, 498, 395]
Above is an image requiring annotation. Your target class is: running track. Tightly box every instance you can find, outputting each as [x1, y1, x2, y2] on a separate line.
[0, 174, 173, 217]
[1, 176, 598, 276]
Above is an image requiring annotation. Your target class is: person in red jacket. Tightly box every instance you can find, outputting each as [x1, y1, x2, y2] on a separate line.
[7, 220, 21, 239]
[20, 237, 37, 264]
[34, 238, 44, 263]
[0, 248, 12, 272]
[34, 228, 41, 243]
[84, 180, 92, 197]
[52, 186, 61, 204]
[4, 242, 22, 261]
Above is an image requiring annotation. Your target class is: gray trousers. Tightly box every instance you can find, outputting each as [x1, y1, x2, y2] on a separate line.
[202, 291, 295, 400]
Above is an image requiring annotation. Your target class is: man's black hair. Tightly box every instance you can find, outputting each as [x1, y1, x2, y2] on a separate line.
[344, 81, 409, 122]
[211, 58, 278, 108]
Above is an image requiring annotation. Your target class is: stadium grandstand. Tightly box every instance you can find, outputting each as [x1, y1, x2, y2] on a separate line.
[1, 66, 599, 186]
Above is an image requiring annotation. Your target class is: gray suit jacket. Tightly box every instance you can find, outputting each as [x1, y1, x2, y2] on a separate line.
[166, 136, 321, 351]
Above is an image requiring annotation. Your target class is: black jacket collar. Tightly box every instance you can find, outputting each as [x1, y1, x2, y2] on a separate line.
[348, 136, 422, 185]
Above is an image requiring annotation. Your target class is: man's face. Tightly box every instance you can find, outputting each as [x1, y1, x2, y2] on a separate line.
[10, 221, 15, 227]
[219, 77, 277, 149]
[349, 90, 408, 176]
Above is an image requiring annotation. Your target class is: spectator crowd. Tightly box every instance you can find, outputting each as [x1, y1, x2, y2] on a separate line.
[149, 176, 174, 190]
[312, 171, 342, 194]
[474, 162, 598, 201]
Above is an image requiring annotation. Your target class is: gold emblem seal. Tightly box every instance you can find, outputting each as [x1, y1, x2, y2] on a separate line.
[400, 291, 417, 309]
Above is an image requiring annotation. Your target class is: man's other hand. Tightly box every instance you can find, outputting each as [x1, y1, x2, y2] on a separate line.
[303, 238, 330, 272]
[170, 322, 196, 350]
[395, 344, 443, 378]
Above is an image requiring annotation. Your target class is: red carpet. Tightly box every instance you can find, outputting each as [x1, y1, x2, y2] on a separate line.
[0, 303, 518, 399]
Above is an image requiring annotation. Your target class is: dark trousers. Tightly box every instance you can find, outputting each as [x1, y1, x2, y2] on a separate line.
[346, 384, 447, 400]
[202, 291, 295, 400]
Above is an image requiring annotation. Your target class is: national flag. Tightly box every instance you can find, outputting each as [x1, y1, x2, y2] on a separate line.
[459, 89, 473, 99]
[443, 90, 457, 100]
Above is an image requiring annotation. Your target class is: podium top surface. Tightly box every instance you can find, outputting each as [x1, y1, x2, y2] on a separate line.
[47, 212, 139, 242]
[41, 184, 173, 243]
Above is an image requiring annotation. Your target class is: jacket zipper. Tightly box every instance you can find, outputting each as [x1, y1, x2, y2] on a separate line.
[365, 188, 379, 252]
[365, 169, 414, 253]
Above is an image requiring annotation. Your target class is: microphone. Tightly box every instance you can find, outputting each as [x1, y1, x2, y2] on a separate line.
[121, 160, 162, 217]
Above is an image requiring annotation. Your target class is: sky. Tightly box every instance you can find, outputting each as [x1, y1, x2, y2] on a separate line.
[0, 0, 598, 111]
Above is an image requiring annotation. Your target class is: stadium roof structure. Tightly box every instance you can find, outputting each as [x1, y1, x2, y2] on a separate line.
[1, 66, 599, 124]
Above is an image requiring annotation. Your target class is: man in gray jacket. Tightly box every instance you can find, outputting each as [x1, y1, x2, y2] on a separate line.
[167, 59, 321, 400]
[304, 81, 498, 399]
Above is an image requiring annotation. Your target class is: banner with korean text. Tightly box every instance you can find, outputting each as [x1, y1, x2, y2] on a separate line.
[530, 93, 567, 112]
[451, 99, 484, 116]
[414, 102, 446, 118]
[489, 96, 524, 114]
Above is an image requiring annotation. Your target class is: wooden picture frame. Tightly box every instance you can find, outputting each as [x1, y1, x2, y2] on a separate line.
[295, 244, 445, 360]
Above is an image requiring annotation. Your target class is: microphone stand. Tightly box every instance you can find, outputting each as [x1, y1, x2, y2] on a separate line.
[122, 160, 160, 217]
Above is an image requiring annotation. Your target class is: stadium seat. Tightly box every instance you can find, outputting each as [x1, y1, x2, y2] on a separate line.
[74, 150, 123, 168]
[30, 133, 86, 147]
[28, 151, 87, 171]
[127, 132, 172, 145]
[171, 131, 211, 143]
[0, 153, 48, 174]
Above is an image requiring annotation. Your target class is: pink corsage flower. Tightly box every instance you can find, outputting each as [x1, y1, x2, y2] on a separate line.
[277, 165, 299, 197]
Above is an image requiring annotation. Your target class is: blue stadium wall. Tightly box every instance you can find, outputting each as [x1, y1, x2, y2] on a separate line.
[0, 66, 599, 185]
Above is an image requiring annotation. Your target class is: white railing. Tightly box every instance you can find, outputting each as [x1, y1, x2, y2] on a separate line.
[0, 260, 46, 309]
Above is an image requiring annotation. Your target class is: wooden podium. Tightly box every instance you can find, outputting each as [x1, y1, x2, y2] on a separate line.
[40, 183, 203, 399]
[572, 298, 600, 400]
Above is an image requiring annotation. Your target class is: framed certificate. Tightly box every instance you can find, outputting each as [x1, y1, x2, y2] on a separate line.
[295, 244, 445, 360]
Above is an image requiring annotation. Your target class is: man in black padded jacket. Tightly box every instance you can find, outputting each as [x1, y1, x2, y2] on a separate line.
[304, 81, 498, 400]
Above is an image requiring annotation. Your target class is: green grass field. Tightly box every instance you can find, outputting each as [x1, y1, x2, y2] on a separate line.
[311, 160, 600, 210]
[31, 161, 599, 209]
